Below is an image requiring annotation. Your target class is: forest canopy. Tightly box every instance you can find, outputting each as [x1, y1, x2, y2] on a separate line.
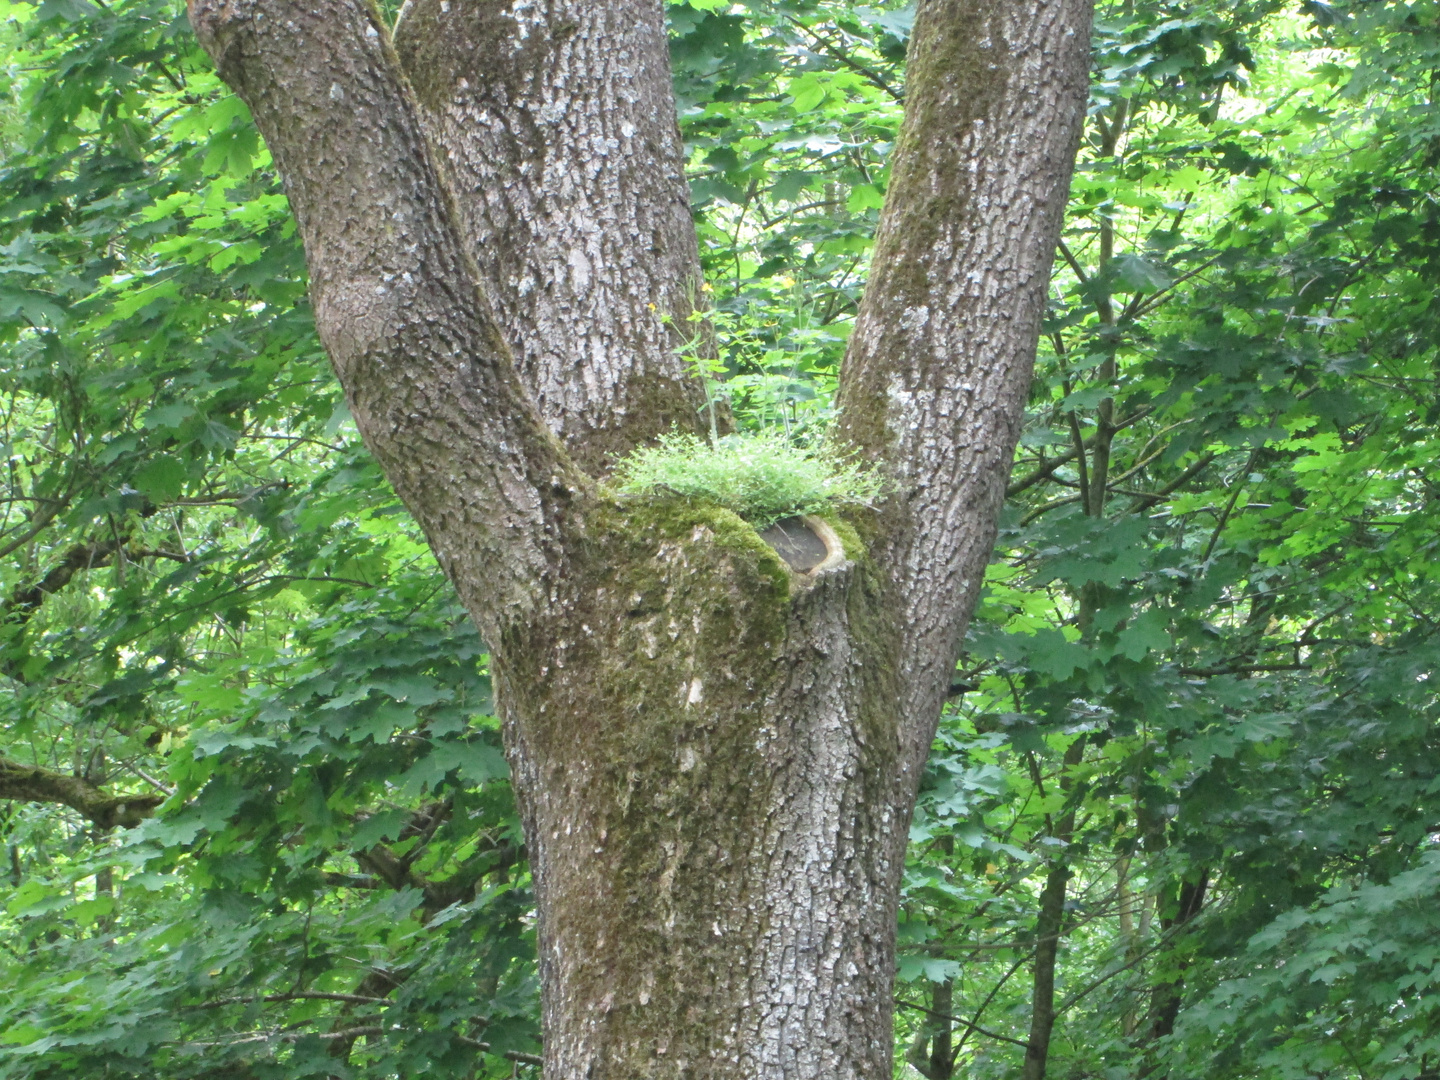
[1, 1, 1438, 1078]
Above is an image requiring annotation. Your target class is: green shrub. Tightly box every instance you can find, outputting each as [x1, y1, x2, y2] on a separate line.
[614, 430, 885, 529]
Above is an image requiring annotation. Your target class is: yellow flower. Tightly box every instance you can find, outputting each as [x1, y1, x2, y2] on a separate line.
[779, 276, 796, 288]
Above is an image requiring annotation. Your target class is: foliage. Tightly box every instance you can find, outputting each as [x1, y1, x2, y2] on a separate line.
[0, 0, 1438, 1079]
[614, 429, 885, 528]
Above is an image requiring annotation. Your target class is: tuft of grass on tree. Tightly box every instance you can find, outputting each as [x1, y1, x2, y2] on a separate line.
[614, 430, 886, 529]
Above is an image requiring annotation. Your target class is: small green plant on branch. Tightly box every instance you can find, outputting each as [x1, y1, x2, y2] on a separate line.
[614, 430, 885, 529]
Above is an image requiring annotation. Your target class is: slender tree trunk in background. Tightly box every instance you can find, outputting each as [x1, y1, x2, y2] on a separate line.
[930, 978, 956, 1079]
[907, 837, 956, 1080]
[904, 977, 956, 1080]
[1149, 871, 1209, 1041]
[1119, 857, 1144, 1037]
[1021, 736, 1087, 1080]
[188, 0, 1093, 1074]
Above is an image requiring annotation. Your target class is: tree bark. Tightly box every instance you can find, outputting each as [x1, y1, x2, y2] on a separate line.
[187, 0, 1094, 1075]
[1148, 871, 1209, 1041]
[836, 0, 1095, 785]
[391, 0, 714, 470]
[0, 755, 161, 829]
[906, 977, 956, 1079]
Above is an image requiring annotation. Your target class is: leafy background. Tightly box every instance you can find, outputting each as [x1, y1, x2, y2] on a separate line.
[0, 1, 1438, 1078]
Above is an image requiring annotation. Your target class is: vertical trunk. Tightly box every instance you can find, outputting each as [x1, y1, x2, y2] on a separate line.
[188, 0, 1097, 1073]
[1119, 857, 1143, 1037]
[907, 841, 956, 1080]
[1021, 736, 1087, 1080]
[489, 508, 909, 1078]
[905, 978, 956, 1079]
[1022, 864, 1070, 1080]
[920, 978, 957, 1080]
[1148, 871, 1209, 1041]
[929, 978, 955, 1080]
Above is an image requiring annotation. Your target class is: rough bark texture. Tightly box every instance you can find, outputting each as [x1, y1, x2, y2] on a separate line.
[187, 0, 1095, 1075]
[497, 506, 903, 1076]
[190, 0, 581, 638]
[392, 0, 713, 470]
[0, 755, 162, 829]
[835, 0, 1094, 784]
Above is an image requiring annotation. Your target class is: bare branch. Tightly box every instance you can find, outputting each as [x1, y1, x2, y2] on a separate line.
[894, 997, 1031, 1048]
[189, 991, 391, 1010]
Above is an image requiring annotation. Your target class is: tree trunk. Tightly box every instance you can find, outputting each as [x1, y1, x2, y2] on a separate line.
[187, 0, 1094, 1074]
[494, 513, 906, 1075]
[1021, 736, 1087, 1080]
[1148, 871, 1209, 1041]
[906, 977, 956, 1080]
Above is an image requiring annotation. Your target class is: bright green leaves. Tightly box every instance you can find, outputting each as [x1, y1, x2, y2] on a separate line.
[671, 1, 905, 433]
[900, 3, 1440, 1077]
[3, 2, 1440, 1079]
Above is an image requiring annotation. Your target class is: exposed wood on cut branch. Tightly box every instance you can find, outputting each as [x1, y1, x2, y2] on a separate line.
[188, 0, 586, 637]
[0, 755, 163, 828]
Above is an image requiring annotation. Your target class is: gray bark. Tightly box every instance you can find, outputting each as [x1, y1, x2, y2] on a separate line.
[836, 0, 1094, 785]
[187, 0, 1095, 1075]
[392, 0, 714, 470]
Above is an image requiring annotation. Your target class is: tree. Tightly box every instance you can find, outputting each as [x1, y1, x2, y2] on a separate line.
[179, 0, 1093, 1074]
[6, 3, 1440, 1080]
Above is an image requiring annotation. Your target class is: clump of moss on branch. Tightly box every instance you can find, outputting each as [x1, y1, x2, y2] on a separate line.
[614, 430, 885, 529]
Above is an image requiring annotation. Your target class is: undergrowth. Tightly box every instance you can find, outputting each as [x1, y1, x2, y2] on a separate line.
[614, 430, 885, 529]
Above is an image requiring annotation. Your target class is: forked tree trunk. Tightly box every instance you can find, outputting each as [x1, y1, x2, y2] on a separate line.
[189, 0, 1094, 1075]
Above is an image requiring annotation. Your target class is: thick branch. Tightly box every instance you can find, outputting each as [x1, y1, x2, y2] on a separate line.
[189, 0, 585, 638]
[834, 0, 1094, 776]
[392, 0, 713, 468]
[4, 539, 120, 621]
[0, 755, 162, 828]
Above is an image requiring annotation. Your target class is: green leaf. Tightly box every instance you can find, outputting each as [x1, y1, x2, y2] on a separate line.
[132, 455, 186, 501]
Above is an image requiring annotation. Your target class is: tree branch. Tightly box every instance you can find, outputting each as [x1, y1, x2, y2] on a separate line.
[0, 755, 162, 829]
[894, 997, 1031, 1048]
[189, 991, 392, 1010]
[833, 0, 1095, 776]
[189, 0, 585, 638]
[391, 0, 713, 469]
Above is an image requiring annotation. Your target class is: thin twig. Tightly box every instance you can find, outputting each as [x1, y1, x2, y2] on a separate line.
[894, 997, 1030, 1048]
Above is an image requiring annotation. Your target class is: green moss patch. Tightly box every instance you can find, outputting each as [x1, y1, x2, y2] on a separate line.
[613, 430, 885, 529]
